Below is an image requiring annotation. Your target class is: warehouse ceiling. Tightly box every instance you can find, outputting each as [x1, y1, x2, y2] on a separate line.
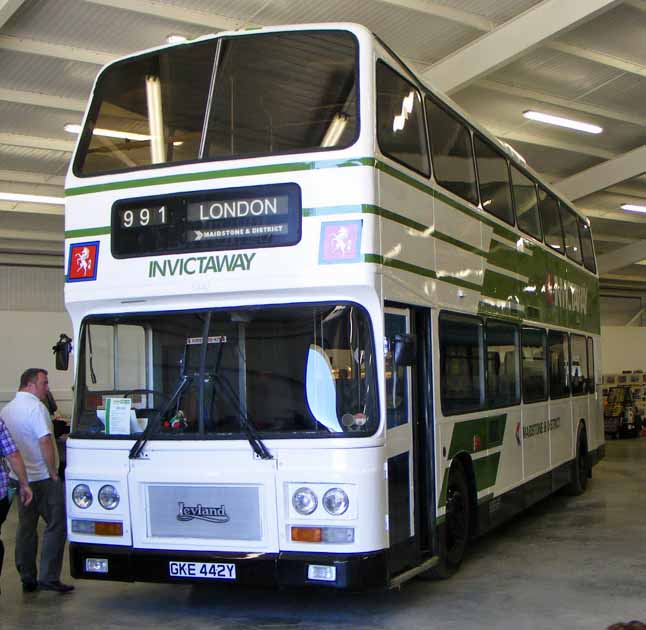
[0, 0, 645, 290]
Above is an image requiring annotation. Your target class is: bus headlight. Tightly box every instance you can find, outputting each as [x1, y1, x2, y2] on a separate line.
[72, 484, 93, 509]
[98, 485, 120, 510]
[292, 487, 318, 515]
[322, 488, 349, 515]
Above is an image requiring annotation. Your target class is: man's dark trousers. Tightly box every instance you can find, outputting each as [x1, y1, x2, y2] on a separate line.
[15, 478, 66, 584]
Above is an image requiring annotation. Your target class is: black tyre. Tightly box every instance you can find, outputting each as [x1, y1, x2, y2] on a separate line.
[565, 427, 589, 495]
[422, 460, 471, 580]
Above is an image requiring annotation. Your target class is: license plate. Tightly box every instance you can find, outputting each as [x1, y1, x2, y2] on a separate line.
[169, 561, 236, 580]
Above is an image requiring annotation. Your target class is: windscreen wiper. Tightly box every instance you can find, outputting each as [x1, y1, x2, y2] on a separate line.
[129, 375, 190, 459]
[212, 372, 272, 460]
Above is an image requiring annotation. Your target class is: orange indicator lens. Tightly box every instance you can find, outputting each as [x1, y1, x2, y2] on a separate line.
[94, 522, 123, 536]
[291, 527, 322, 543]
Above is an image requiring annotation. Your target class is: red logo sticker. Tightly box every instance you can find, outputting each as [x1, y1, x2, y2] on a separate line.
[68, 241, 100, 282]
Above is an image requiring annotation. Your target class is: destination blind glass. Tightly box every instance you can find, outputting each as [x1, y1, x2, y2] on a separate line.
[111, 183, 301, 258]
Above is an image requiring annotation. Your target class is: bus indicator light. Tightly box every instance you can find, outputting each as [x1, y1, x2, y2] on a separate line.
[291, 527, 323, 543]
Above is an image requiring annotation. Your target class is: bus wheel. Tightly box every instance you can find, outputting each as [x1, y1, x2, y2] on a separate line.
[422, 461, 471, 580]
[565, 428, 588, 495]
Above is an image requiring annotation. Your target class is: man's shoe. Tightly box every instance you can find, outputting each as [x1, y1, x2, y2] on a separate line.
[22, 581, 38, 593]
[38, 580, 74, 593]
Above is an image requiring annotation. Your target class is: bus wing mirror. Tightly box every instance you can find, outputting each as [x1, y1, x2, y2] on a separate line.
[52, 333, 73, 371]
[393, 334, 416, 367]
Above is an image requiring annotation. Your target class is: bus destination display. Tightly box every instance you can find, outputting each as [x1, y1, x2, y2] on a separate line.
[119, 205, 167, 229]
[186, 194, 290, 243]
[111, 183, 301, 258]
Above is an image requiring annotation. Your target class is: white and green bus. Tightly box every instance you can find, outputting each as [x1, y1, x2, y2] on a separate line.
[62, 22, 603, 589]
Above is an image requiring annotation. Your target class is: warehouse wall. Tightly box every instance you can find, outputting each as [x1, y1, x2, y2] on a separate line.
[0, 266, 74, 416]
[600, 326, 646, 374]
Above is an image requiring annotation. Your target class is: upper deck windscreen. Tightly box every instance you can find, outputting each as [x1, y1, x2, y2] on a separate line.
[74, 30, 359, 176]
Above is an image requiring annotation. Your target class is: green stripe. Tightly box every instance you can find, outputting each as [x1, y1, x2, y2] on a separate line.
[374, 161, 518, 244]
[63, 202, 489, 260]
[65, 157, 376, 197]
[364, 253, 482, 292]
[438, 415, 507, 507]
[65, 226, 111, 238]
[473, 453, 501, 492]
[364, 205, 489, 258]
[447, 414, 507, 459]
[65, 156, 517, 245]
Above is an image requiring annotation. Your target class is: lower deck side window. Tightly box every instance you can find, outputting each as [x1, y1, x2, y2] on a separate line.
[439, 314, 483, 414]
[522, 327, 547, 402]
[548, 330, 570, 398]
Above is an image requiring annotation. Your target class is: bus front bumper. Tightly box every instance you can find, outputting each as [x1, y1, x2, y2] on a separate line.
[69, 543, 389, 590]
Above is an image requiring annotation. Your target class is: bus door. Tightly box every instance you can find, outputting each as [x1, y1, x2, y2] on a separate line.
[547, 331, 573, 483]
[521, 327, 550, 502]
[384, 306, 432, 574]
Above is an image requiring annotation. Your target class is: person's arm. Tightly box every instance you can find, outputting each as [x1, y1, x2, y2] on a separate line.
[5, 450, 33, 506]
[38, 434, 59, 481]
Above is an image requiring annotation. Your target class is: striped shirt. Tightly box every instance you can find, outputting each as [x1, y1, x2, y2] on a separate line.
[0, 417, 18, 500]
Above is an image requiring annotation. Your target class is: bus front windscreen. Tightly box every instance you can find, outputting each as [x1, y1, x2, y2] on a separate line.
[74, 30, 359, 176]
[73, 304, 377, 438]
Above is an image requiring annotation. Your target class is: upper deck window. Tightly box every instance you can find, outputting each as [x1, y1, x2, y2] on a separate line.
[426, 97, 478, 207]
[560, 204, 583, 265]
[538, 188, 565, 254]
[510, 165, 542, 241]
[473, 134, 514, 225]
[579, 219, 597, 273]
[376, 62, 429, 176]
[74, 31, 359, 176]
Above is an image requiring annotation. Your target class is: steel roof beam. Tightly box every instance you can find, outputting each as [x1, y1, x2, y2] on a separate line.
[0, 132, 74, 152]
[0, 0, 24, 28]
[0, 239, 63, 254]
[376, 0, 494, 32]
[83, 0, 245, 31]
[0, 201, 64, 216]
[0, 34, 115, 65]
[0, 169, 65, 186]
[476, 80, 646, 128]
[597, 239, 646, 273]
[557, 145, 646, 201]
[486, 125, 616, 160]
[583, 208, 646, 223]
[0, 228, 62, 241]
[545, 41, 646, 78]
[0, 87, 86, 112]
[423, 0, 623, 94]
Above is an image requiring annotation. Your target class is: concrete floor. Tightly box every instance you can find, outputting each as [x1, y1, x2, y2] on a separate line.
[1, 439, 645, 630]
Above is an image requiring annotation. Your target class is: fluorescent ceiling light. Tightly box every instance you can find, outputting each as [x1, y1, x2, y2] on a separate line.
[64, 123, 149, 141]
[64, 123, 183, 146]
[320, 114, 347, 148]
[393, 91, 416, 132]
[0, 192, 64, 205]
[621, 204, 646, 214]
[523, 110, 602, 134]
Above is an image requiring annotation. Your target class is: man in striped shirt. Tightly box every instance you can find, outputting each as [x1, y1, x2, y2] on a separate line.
[0, 417, 32, 595]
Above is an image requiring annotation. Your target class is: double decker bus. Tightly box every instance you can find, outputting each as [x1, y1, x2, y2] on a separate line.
[62, 23, 604, 589]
